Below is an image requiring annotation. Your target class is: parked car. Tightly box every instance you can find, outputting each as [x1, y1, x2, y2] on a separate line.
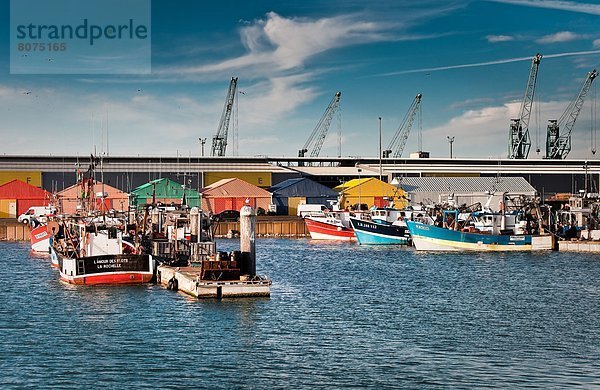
[214, 210, 240, 222]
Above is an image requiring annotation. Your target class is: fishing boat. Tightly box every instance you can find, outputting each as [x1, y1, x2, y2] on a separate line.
[303, 210, 356, 241]
[349, 216, 409, 245]
[406, 208, 554, 251]
[29, 219, 51, 253]
[349, 207, 432, 245]
[50, 219, 155, 285]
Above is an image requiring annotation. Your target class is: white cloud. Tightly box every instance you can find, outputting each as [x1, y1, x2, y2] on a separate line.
[241, 74, 318, 126]
[536, 31, 586, 44]
[151, 12, 403, 150]
[423, 100, 591, 158]
[0, 85, 223, 156]
[486, 34, 514, 43]
[593, 38, 600, 48]
[422, 99, 584, 158]
[489, 0, 600, 15]
[168, 12, 394, 76]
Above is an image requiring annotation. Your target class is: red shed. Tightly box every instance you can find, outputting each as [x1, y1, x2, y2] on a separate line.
[0, 179, 51, 216]
[201, 178, 271, 214]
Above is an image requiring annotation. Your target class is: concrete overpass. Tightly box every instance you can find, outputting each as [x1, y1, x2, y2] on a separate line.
[0, 155, 597, 196]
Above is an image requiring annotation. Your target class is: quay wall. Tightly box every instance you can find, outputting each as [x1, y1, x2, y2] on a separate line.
[559, 240, 600, 252]
[0, 220, 30, 241]
[214, 217, 309, 238]
[0, 218, 308, 241]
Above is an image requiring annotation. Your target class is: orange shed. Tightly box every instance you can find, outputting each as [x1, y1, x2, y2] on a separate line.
[201, 178, 271, 214]
[56, 181, 129, 214]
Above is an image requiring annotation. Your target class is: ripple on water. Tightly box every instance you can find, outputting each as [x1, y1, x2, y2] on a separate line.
[1, 239, 600, 388]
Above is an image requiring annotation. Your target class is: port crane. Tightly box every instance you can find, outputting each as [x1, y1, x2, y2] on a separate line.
[298, 92, 342, 158]
[382, 93, 422, 158]
[508, 53, 542, 159]
[211, 77, 238, 157]
[545, 69, 598, 159]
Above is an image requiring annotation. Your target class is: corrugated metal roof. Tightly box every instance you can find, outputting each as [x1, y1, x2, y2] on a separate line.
[202, 178, 271, 198]
[131, 178, 199, 199]
[333, 178, 376, 192]
[0, 179, 49, 199]
[270, 178, 304, 192]
[270, 178, 338, 197]
[57, 181, 128, 198]
[398, 176, 536, 194]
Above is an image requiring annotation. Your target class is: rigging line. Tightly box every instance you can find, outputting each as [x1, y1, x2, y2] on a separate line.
[418, 99, 423, 152]
[592, 82, 597, 155]
[590, 84, 596, 155]
[234, 88, 239, 156]
[533, 70, 539, 153]
[535, 84, 541, 153]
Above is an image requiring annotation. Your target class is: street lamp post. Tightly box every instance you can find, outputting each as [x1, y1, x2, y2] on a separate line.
[199, 138, 206, 157]
[356, 165, 362, 211]
[584, 160, 589, 196]
[198, 137, 207, 191]
[447, 136, 455, 158]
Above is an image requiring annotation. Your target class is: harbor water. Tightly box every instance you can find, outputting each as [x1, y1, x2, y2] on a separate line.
[1, 239, 599, 388]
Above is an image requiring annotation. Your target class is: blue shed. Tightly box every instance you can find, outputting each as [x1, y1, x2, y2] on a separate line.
[270, 178, 339, 215]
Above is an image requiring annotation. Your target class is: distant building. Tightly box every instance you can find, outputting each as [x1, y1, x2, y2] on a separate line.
[398, 176, 537, 207]
[201, 178, 271, 214]
[333, 178, 408, 210]
[56, 181, 129, 214]
[270, 178, 339, 215]
[0, 179, 50, 218]
[130, 178, 200, 209]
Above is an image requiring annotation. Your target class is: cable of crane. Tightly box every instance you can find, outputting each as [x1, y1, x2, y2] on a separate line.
[592, 81, 597, 155]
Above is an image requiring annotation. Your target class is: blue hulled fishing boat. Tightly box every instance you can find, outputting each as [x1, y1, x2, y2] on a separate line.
[349, 217, 409, 245]
[406, 209, 554, 252]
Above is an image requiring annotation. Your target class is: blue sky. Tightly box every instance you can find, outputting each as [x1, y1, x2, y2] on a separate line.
[1, 0, 599, 159]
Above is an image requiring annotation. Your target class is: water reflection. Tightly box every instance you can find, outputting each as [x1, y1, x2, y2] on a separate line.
[0, 240, 599, 388]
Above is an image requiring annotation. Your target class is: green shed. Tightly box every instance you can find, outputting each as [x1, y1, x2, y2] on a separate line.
[130, 178, 200, 209]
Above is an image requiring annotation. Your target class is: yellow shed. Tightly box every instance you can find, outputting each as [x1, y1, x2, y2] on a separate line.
[333, 178, 408, 210]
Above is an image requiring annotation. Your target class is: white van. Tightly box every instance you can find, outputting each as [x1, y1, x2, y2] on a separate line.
[296, 204, 327, 217]
[18, 206, 57, 224]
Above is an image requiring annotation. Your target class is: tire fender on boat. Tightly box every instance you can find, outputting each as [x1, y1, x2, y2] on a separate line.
[167, 276, 178, 291]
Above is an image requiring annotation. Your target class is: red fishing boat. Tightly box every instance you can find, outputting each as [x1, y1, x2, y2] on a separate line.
[29, 222, 51, 254]
[303, 211, 356, 241]
[50, 219, 155, 285]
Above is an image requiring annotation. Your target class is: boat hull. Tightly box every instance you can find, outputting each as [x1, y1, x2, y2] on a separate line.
[304, 217, 356, 241]
[30, 224, 51, 253]
[406, 221, 553, 251]
[53, 249, 155, 285]
[349, 218, 409, 245]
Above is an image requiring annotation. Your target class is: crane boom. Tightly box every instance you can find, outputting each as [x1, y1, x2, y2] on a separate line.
[383, 93, 422, 158]
[211, 77, 238, 157]
[298, 92, 341, 158]
[508, 53, 542, 159]
[545, 69, 598, 159]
